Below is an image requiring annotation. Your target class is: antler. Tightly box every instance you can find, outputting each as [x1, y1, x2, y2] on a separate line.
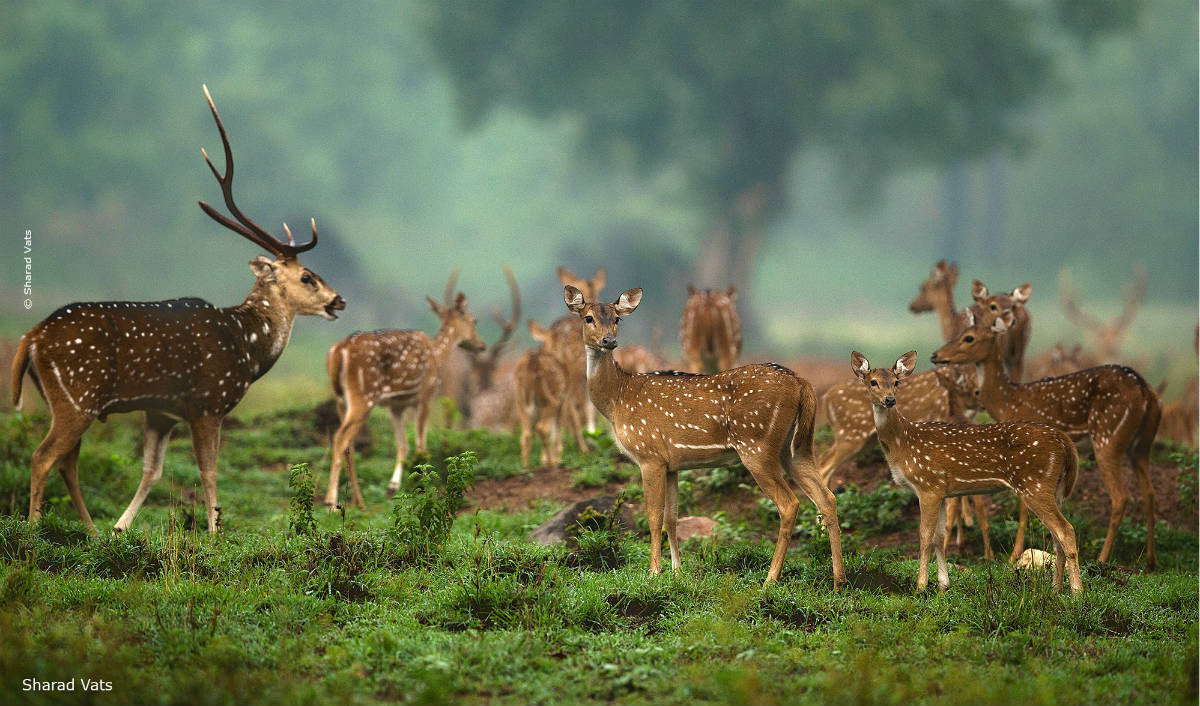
[196, 84, 317, 258]
[1111, 264, 1147, 334]
[1058, 269, 1105, 331]
[485, 264, 521, 361]
[443, 267, 462, 308]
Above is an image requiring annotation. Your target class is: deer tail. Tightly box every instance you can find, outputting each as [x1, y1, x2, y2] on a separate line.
[1057, 434, 1080, 502]
[10, 333, 32, 410]
[791, 378, 818, 476]
[326, 343, 345, 400]
[1131, 381, 1162, 468]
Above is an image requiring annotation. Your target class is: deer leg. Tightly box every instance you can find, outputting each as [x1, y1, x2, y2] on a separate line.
[57, 441, 94, 534]
[942, 497, 959, 556]
[535, 416, 552, 466]
[387, 405, 409, 497]
[415, 392, 432, 454]
[518, 403, 533, 469]
[1009, 500, 1029, 563]
[327, 403, 369, 507]
[961, 496, 976, 527]
[664, 470, 682, 571]
[743, 456, 799, 584]
[549, 412, 563, 466]
[640, 461, 667, 575]
[29, 414, 92, 526]
[934, 499, 950, 591]
[974, 495, 994, 560]
[190, 416, 223, 534]
[915, 495, 941, 592]
[1094, 446, 1129, 564]
[1026, 494, 1083, 594]
[791, 465, 845, 588]
[113, 412, 176, 532]
[564, 395, 590, 453]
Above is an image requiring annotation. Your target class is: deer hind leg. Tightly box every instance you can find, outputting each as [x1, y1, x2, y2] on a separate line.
[113, 412, 176, 533]
[327, 400, 370, 507]
[29, 412, 93, 527]
[743, 455, 799, 584]
[973, 495, 994, 560]
[816, 430, 873, 487]
[1026, 493, 1083, 594]
[563, 393, 590, 453]
[942, 497, 960, 556]
[517, 402, 533, 469]
[640, 461, 667, 575]
[1009, 499, 1029, 563]
[791, 463, 846, 588]
[57, 441, 94, 533]
[1094, 445, 1129, 564]
[387, 405, 410, 498]
[189, 416, 223, 534]
[535, 415, 553, 466]
[934, 498, 950, 591]
[664, 471, 682, 571]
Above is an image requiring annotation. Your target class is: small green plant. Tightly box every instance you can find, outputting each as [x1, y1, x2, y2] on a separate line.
[287, 463, 318, 537]
[570, 457, 633, 489]
[568, 493, 631, 571]
[390, 451, 477, 560]
[1170, 446, 1198, 507]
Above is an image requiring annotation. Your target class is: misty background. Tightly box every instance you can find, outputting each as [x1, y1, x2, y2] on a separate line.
[2, 0, 1195, 411]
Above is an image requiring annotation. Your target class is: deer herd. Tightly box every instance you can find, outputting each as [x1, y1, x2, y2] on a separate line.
[8, 87, 1195, 597]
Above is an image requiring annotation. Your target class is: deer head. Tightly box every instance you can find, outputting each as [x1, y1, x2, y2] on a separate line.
[971, 280, 1031, 318]
[931, 309, 1016, 365]
[197, 85, 345, 321]
[563, 285, 642, 351]
[558, 266, 607, 302]
[427, 292, 487, 352]
[909, 260, 958, 313]
[851, 350, 917, 408]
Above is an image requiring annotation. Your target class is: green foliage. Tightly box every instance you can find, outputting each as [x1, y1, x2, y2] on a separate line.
[287, 463, 319, 537]
[567, 495, 632, 572]
[1169, 446, 1198, 507]
[831, 483, 917, 535]
[389, 451, 476, 561]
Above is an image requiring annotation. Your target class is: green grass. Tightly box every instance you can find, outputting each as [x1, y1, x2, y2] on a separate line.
[0, 406, 1195, 705]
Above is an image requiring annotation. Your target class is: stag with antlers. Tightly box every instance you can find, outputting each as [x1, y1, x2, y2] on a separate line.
[851, 351, 1083, 593]
[324, 284, 485, 508]
[1059, 264, 1146, 362]
[933, 307, 1161, 568]
[563, 285, 844, 586]
[10, 85, 345, 534]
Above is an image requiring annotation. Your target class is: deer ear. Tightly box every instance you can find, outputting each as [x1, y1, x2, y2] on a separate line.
[894, 350, 917, 378]
[454, 291, 468, 312]
[249, 256, 277, 283]
[963, 308, 976, 328]
[426, 296, 446, 317]
[1011, 283, 1032, 304]
[557, 266, 581, 289]
[687, 284, 697, 296]
[992, 310, 1014, 334]
[947, 262, 959, 284]
[592, 267, 606, 294]
[528, 319, 549, 343]
[564, 285, 586, 314]
[613, 288, 642, 316]
[851, 351, 870, 380]
[972, 280, 989, 302]
[726, 285, 737, 299]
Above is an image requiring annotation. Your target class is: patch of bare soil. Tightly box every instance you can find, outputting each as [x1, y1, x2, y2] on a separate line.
[466, 464, 629, 512]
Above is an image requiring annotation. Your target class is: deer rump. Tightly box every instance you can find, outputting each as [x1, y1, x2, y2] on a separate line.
[680, 294, 740, 365]
[11, 298, 277, 420]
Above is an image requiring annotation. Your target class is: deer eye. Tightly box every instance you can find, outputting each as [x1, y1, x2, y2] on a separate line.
[614, 316, 620, 324]
[990, 304, 997, 311]
[585, 315, 594, 324]
[870, 380, 878, 387]
[301, 273, 314, 286]
[964, 335, 974, 343]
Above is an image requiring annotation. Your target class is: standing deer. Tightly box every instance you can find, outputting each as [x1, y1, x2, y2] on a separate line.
[971, 280, 1032, 382]
[563, 285, 844, 586]
[932, 308, 1161, 568]
[550, 266, 607, 435]
[324, 288, 485, 508]
[908, 260, 962, 341]
[514, 320, 583, 468]
[679, 285, 742, 374]
[1059, 264, 1146, 362]
[10, 85, 346, 533]
[850, 350, 1082, 593]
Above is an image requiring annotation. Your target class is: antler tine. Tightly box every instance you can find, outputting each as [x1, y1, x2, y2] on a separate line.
[485, 264, 521, 358]
[443, 267, 462, 307]
[1058, 268, 1104, 330]
[198, 84, 316, 257]
[1114, 264, 1148, 331]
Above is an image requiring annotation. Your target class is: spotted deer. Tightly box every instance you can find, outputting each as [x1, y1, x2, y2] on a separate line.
[932, 308, 1162, 568]
[563, 285, 844, 586]
[10, 85, 346, 533]
[679, 285, 742, 374]
[514, 320, 586, 468]
[324, 289, 485, 508]
[549, 266, 607, 435]
[852, 351, 1082, 593]
[971, 280, 1033, 382]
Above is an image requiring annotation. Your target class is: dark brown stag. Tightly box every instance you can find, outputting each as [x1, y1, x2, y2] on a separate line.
[10, 85, 345, 533]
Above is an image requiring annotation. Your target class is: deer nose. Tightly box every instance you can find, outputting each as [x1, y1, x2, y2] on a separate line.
[600, 334, 617, 350]
[330, 295, 347, 311]
[929, 352, 940, 364]
[883, 396, 896, 407]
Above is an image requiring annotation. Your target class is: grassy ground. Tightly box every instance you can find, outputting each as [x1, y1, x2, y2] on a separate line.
[0, 406, 1196, 705]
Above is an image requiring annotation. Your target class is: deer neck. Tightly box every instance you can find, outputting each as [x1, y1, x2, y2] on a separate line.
[935, 290, 958, 342]
[974, 345, 1017, 415]
[429, 324, 461, 372]
[871, 402, 908, 450]
[227, 279, 296, 379]
[585, 346, 627, 420]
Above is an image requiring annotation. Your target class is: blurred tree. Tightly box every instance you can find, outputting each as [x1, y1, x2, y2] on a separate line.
[418, 0, 1139, 316]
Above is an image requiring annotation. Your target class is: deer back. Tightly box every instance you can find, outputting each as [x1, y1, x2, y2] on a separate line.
[329, 329, 436, 405]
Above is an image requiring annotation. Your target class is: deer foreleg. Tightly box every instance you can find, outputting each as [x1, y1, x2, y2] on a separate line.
[640, 461, 667, 575]
[190, 416, 223, 534]
[664, 470, 681, 571]
[387, 406, 409, 497]
[114, 413, 176, 532]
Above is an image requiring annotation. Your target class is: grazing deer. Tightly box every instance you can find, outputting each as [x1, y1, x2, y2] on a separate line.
[514, 320, 584, 468]
[932, 308, 1162, 568]
[324, 289, 485, 508]
[851, 350, 1082, 593]
[679, 285, 742, 374]
[10, 85, 346, 533]
[1059, 264, 1146, 362]
[563, 285, 844, 586]
[550, 266, 607, 435]
[909, 260, 962, 341]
